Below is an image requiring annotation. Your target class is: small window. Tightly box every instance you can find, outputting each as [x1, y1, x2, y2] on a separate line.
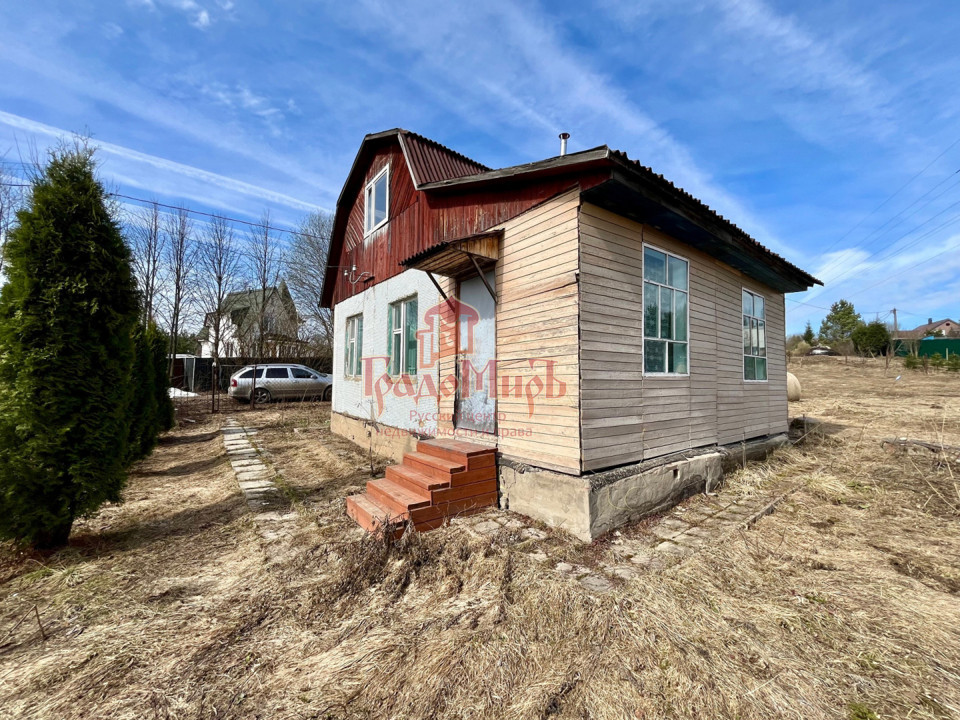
[265, 367, 289, 379]
[291, 368, 313, 379]
[742, 289, 767, 381]
[388, 296, 418, 376]
[239, 368, 263, 379]
[364, 166, 389, 234]
[345, 314, 363, 377]
[643, 246, 689, 375]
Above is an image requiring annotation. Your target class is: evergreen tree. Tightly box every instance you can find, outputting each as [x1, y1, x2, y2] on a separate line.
[851, 320, 891, 356]
[0, 145, 140, 548]
[802, 321, 816, 345]
[818, 300, 861, 347]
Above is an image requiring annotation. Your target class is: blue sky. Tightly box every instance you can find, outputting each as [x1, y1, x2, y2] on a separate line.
[1, 0, 959, 334]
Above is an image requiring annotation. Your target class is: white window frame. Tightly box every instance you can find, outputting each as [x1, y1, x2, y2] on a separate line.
[344, 314, 363, 378]
[364, 165, 390, 236]
[742, 287, 767, 382]
[388, 295, 418, 377]
[642, 243, 690, 377]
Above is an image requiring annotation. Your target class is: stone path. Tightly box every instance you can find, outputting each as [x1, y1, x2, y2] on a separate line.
[222, 418, 297, 545]
[455, 490, 790, 594]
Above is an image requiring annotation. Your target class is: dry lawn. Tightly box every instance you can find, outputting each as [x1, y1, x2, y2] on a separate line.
[1, 358, 959, 720]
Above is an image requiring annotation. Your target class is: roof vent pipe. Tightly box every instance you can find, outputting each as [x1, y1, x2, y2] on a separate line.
[559, 132, 570, 156]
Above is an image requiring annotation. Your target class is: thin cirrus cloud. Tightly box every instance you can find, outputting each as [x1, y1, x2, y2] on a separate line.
[0, 110, 326, 215]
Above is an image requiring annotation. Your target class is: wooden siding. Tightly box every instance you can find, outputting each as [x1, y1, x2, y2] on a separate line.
[579, 203, 788, 472]
[496, 189, 582, 473]
[327, 133, 608, 307]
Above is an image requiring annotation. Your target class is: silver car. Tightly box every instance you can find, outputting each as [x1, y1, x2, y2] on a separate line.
[228, 364, 332, 403]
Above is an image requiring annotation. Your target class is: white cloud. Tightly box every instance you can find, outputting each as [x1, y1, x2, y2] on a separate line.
[102, 22, 124, 39]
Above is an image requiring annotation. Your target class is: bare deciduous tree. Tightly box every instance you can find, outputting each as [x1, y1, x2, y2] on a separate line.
[199, 214, 242, 411]
[0, 155, 27, 276]
[285, 210, 334, 361]
[164, 206, 197, 377]
[247, 212, 282, 407]
[129, 201, 165, 324]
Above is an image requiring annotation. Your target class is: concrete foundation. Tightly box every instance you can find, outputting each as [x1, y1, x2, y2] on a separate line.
[499, 434, 789, 541]
[331, 411, 422, 464]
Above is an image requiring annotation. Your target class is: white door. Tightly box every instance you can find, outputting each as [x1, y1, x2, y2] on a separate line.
[456, 270, 496, 434]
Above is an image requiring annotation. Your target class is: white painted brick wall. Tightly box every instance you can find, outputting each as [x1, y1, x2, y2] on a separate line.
[332, 269, 441, 434]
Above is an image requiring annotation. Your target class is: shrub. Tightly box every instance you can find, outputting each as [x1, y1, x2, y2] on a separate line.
[903, 354, 920, 370]
[947, 354, 960, 372]
[0, 145, 140, 548]
[851, 320, 891, 356]
[930, 352, 945, 371]
[126, 321, 173, 462]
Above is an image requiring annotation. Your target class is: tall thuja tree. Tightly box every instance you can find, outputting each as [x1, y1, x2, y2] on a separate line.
[127, 321, 173, 462]
[0, 145, 139, 548]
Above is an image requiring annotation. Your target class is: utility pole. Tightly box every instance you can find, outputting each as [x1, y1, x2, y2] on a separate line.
[892, 308, 898, 339]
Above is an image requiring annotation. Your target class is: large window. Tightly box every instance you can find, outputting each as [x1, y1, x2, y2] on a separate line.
[364, 166, 389, 234]
[743, 289, 767, 381]
[345, 314, 363, 377]
[388, 296, 418, 376]
[643, 246, 689, 375]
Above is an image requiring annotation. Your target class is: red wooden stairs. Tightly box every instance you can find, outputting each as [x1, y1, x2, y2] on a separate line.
[346, 438, 498, 535]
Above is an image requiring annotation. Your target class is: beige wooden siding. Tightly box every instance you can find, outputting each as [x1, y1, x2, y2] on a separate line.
[495, 189, 582, 473]
[579, 203, 788, 472]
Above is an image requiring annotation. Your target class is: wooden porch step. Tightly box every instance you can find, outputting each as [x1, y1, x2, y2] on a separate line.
[367, 477, 431, 517]
[403, 451, 465, 481]
[417, 438, 497, 469]
[386, 464, 450, 494]
[345, 492, 404, 534]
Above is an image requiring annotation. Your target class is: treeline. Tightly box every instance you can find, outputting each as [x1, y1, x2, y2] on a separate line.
[0, 145, 174, 548]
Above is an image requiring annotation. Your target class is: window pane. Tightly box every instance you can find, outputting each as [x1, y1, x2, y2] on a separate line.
[757, 320, 766, 357]
[390, 333, 401, 375]
[265, 367, 288, 379]
[754, 294, 764, 319]
[660, 286, 674, 340]
[744, 356, 756, 380]
[742, 289, 753, 316]
[404, 297, 418, 374]
[743, 316, 751, 355]
[668, 256, 688, 291]
[386, 307, 394, 364]
[240, 370, 254, 379]
[755, 357, 767, 381]
[669, 342, 688, 374]
[292, 368, 312, 379]
[356, 317, 363, 375]
[644, 248, 666, 284]
[374, 175, 387, 225]
[645, 339, 666, 373]
[644, 282, 659, 338]
[751, 318, 759, 356]
[674, 291, 688, 341]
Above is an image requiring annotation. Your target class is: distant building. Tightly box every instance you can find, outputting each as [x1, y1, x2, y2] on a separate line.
[901, 318, 959, 339]
[197, 282, 301, 357]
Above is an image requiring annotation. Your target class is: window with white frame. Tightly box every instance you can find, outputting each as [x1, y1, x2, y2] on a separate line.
[643, 246, 689, 374]
[742, 289, 767, 381]
[344, 314, 363, 377]
[388, 296, 418, 376]
[364, 166, 389, 234]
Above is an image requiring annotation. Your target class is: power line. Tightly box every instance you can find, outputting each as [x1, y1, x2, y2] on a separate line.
[0, 180, 330, 245]
[818, 134, 960, 256]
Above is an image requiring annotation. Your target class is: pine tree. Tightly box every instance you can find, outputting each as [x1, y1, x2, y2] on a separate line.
[802, 321, 816, 345]
[0, 144, 140, 548]
[818, 300, 861, 347]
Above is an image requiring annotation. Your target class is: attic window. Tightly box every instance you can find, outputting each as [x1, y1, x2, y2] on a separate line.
[364, 166, 389, 235]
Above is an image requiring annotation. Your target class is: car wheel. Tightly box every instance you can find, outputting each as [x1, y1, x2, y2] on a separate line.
[253, 387, 271, 404]
[322, 386, 332, 402]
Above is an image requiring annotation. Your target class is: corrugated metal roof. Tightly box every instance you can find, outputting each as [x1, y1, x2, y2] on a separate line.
[399, 131, 490, 186]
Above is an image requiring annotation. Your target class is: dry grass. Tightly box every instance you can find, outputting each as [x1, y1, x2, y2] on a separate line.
[2, 359, 959, 719]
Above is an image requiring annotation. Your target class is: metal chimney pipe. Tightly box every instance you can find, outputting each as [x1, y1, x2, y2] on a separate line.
[559, 132, 570, 156]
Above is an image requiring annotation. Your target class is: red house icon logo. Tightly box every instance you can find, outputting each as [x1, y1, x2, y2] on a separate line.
[417, 297, 481, 369]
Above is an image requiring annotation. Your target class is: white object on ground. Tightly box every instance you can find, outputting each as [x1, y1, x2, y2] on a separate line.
[168, 387, 198, 398]
[786, 372, 802, 402]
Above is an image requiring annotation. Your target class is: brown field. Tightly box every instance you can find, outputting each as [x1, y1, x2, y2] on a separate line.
[1, 357, 959, 719]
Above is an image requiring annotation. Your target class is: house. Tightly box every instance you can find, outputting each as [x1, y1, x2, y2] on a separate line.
[197, 282, 301, 358]
[900, 318, 959, 339]
[320, 129, 821, 540]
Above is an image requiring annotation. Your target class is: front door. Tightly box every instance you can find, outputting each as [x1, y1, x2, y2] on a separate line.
[456, 270, 496, 434]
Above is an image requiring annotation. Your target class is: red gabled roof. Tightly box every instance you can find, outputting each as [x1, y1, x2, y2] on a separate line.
[399, 131, 489, 186]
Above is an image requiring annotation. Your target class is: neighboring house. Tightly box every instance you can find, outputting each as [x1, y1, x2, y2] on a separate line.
[320, 129, 820, 540]
[197, 282, 301, 357]
[900, 318, 959, 339]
